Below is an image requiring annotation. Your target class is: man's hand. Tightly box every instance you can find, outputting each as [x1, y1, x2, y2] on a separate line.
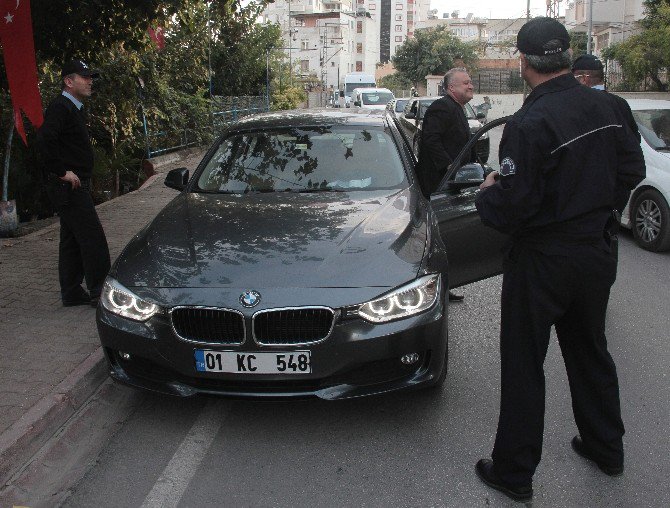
[60, 171, 81, 189]
[480, 171, 499, 190]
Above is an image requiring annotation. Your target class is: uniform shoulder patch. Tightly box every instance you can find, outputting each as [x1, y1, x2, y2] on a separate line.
[500, 157, 516, 177]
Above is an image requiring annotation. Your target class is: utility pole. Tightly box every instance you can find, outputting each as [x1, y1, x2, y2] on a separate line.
[523, 0, 530, 99]
[587, 0, 594, 54]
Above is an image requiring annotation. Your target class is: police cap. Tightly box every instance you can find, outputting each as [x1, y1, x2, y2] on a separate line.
[571, 54, 604, 72]
[516, 17, 570, 56]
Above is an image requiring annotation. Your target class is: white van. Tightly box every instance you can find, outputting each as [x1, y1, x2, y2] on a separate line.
[351, 88, 395, 110]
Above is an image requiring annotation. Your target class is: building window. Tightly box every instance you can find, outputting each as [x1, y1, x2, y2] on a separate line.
[395, 36, 403, 42]
[300, 60, 309, 72]
[395, 14, 402, 20]
[357, 21, 363, 33]
[395, 25, 403, 32]
[396, 3, 403, 9]
[369, 3, 376, 8]
[358, 0, 365, 3]
[357, 42, 363, 53]
[331, 61, 336, 66]
[301, 40, 310, 50]
[356, 61, 363, 71]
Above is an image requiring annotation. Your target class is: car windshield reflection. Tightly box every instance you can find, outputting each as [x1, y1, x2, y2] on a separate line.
[195, 126, 407, 193]
[633, 109, 670, 150]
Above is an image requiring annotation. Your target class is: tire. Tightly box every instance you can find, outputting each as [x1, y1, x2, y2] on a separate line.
[631, 189, 670, 252]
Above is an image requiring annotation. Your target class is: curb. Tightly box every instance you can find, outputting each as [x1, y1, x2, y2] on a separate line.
[0, 347, 108, 486]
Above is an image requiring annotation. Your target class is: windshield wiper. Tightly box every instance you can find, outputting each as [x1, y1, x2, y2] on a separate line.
[294, 187, 346, 193]
[655, 146, 670, 152]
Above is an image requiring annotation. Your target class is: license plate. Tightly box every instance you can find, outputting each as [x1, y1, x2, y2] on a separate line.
[194, 350, 311, 374]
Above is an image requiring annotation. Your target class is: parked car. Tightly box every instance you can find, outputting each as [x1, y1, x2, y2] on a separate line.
[398, 96, 490, 163]
[386, 98, 410, 121]
[351, 87, 395, 110]
[96, 109, 506, 400]
[620, 99, 670, 252]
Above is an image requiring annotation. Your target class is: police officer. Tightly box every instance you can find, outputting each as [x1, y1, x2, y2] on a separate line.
[38, 59, 111, 307]
[473, 18, 645, 502]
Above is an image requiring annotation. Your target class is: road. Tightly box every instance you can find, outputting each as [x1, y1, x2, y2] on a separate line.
[4, 231, 662, 508]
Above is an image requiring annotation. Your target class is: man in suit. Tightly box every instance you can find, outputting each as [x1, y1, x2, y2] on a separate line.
[416, 67, 477, 301]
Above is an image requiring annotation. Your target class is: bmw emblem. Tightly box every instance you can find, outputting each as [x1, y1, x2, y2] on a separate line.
[240, 290, 261, 308]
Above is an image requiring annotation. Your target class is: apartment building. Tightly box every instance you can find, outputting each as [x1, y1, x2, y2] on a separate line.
[565, 0, 645, 53]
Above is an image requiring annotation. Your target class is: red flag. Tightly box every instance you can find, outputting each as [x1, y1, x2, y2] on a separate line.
[147, 26, 165, 51]
[0, 0, 43, 144]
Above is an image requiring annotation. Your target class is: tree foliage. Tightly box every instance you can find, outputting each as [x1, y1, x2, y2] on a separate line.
[602, 0, 669, 91]
[392, 26, 478, 86]
[377, 72, 413, 91]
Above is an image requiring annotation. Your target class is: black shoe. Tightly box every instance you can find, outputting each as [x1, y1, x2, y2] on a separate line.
[448, 291, 464, 302]
[571, 436, 623, 476]
[475, 459, 533, 503]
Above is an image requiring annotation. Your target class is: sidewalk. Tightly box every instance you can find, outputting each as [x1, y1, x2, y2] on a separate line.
[0, 149, 205, 485]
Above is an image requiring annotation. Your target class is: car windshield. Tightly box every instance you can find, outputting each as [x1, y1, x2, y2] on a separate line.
[633, 109, 670, 150]
[195, 126, 407, 193]
[362, 92, 394, 105]
[464, 103, 477, 119]
[395, 99, 408, 112]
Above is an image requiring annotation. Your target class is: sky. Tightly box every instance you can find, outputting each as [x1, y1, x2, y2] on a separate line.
[429, 0, 555, 21]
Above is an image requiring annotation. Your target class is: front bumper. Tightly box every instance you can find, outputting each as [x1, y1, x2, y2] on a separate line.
[96, 297, 448, 400]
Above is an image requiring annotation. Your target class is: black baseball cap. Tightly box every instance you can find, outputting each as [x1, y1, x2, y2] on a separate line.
[61, 59, 100, 78]
[572, 54, 604, 71]
[516, 17, 570, 56]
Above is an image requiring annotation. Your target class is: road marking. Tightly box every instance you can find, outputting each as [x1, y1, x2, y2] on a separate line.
[140, 400, 225, 508]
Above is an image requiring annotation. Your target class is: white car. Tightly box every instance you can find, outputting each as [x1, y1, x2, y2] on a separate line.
[621, 99, 670, 252]
[351, 88, 395, 110]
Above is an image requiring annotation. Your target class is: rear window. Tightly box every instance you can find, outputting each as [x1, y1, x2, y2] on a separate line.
[633, 109, 670, 150]
[361, 92, 394, 105]
[196, 126, 407, 193]
[395, 99, 408, 112]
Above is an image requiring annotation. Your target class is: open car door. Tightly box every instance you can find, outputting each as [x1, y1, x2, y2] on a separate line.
[429, 116, 511, 288]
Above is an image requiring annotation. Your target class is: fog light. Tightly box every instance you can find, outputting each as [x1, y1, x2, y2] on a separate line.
[401, 353, 420, 365]
[120, 351, 131, 360]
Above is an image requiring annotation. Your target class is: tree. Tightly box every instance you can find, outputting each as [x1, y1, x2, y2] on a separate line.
[602, 0, 670, 91]
[378, 72, 413, 91]
[391, 26, 478, 87]
[569, 32, 589, 60]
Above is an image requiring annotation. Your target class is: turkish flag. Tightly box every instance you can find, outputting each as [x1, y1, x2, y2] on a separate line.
[0, 0, 43, 144]
[147, 26, 165, 51]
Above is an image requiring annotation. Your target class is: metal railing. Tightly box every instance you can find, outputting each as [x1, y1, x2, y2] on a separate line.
[143, 95, 269, 159]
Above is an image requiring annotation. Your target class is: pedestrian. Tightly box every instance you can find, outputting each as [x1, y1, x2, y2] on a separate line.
[37, 59, 111, 307]
[416, 67, 477, 302]
[473, 17, 645, 502]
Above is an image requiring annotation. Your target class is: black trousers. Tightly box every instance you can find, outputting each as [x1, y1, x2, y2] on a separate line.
[491, 243, 625, 486]
[57, 183, 111, 301]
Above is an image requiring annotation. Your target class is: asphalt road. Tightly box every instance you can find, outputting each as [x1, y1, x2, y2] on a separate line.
[49, 232, 669, 508]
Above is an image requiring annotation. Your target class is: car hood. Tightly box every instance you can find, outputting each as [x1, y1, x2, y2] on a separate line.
[114, 189, 427, 289]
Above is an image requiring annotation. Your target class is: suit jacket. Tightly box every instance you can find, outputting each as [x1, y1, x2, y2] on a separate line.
[415, 94, 475, 197]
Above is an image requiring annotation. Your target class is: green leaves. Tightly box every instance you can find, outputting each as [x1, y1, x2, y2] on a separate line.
[391, 26, 478, 86]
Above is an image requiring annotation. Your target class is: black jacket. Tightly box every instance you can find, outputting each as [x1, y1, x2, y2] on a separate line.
[415, 94, 475, 197]
[475, 73, 645, 253]
[37, 94, 94, 178]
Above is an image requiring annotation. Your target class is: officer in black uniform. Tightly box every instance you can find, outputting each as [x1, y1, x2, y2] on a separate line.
[472, 18, 645, 502]
[38, 59, 111, 307]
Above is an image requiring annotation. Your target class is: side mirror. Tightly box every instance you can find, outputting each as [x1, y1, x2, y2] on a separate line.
[476, 112, 486, 119]
[164, 167, 189, 191]
[405, 110, 416, 120]
[446, 163, 485, 191]
[354, 100, 361, 107]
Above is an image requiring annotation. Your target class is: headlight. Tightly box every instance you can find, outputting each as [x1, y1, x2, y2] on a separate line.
[100, 277, 159, 321]
[358, 274, 441, 323]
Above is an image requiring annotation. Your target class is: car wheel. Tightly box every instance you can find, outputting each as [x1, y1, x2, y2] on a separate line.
[631, 189, 670, 252]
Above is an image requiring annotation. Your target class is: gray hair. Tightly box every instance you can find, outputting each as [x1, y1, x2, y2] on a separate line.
[524, 50, 572, 74]
[61, 73, 76, 90]
[443, 67, 469, 88]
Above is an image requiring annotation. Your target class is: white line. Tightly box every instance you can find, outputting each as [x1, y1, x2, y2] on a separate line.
[141, 400, 225, 508]
[550, 124, 622, 155]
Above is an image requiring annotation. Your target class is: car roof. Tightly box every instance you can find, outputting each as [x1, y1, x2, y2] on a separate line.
[229, 108, 388, 131]
[625, 99, 670, 111]
[352, 88, 393, 93]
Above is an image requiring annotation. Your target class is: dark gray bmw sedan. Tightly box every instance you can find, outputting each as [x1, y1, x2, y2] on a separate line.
[96, 109, 505, 399]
